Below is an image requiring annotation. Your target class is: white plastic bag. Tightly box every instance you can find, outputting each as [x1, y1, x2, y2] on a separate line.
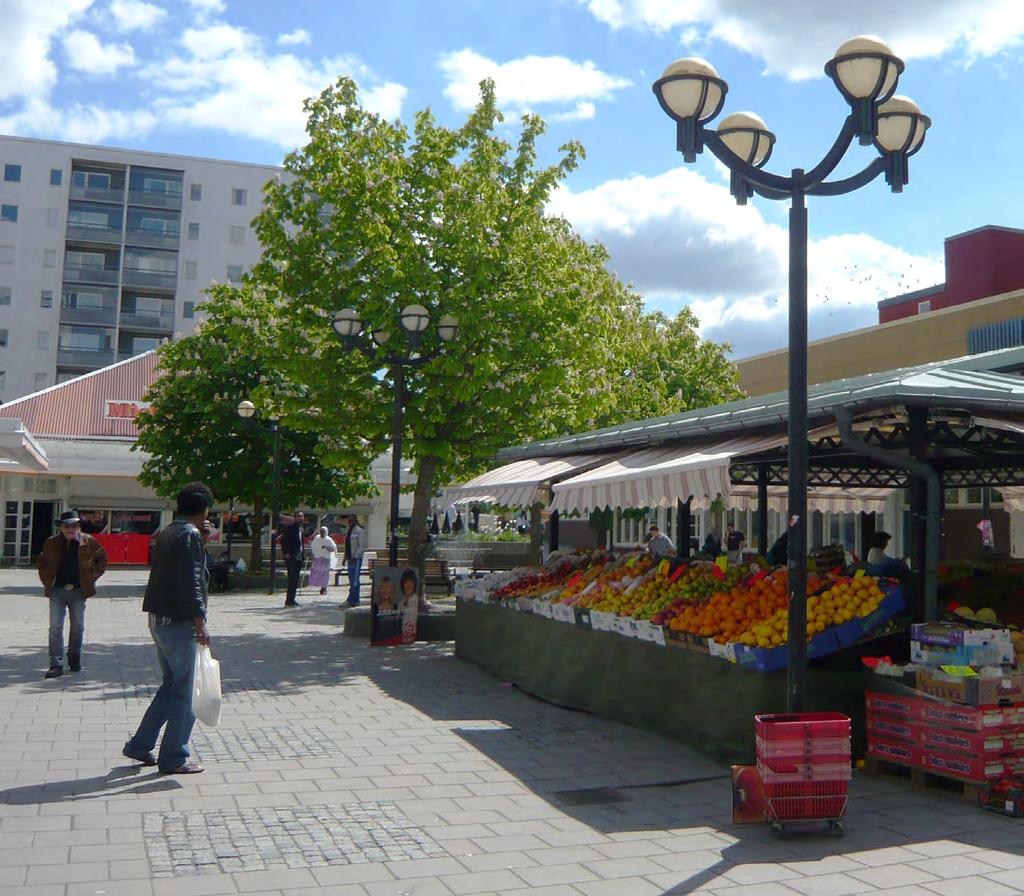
[191, 645, 222, 727]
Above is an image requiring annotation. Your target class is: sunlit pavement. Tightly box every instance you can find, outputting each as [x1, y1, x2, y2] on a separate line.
[1, 568, 1022, 896]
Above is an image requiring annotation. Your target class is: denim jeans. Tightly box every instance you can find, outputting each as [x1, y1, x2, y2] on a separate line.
[284, 553, 301, 602]
[347, 557, 363, 604]
[126, 615, 198, 773]
[48, 588, 85, 666]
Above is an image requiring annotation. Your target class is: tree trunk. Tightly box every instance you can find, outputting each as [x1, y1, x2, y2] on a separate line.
[408, 453, 439, 581]
[250, 494, 264, 572]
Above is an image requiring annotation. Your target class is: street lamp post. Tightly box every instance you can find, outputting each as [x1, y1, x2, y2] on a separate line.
[653, 35, 929, 712]
[237, 399, 282, 594]
[332, 305, 459, 568]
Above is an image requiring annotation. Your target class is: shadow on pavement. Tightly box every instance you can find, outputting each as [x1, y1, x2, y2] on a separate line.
[0, 766, 181, 804]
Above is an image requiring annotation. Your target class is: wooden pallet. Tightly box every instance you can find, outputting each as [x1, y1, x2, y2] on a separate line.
[864, 755, 983, 804]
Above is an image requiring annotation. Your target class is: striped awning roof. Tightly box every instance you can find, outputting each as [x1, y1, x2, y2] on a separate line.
[441, 453, 616, 509]
[0, 351, 160, 438]
[726, 485, 894, 514]
[549, 434, 788, 514]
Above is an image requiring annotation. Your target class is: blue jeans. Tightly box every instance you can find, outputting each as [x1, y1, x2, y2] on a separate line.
[49, 588, 85, 666]
[126, 615, 198, 772]
[347, 557, 362, 604]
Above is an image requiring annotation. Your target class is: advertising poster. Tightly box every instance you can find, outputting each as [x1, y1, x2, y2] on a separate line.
[370, 566, 421, 646]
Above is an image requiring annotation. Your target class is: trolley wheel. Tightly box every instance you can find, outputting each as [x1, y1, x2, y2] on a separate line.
[769, 820, 787, 839]
[827, 819, 844, 835]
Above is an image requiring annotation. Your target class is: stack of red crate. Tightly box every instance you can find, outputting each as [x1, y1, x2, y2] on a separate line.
[865, 690, 1024, 783]
[755, 712, 852, 820]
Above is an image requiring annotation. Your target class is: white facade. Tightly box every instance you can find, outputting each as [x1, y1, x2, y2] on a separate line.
[0, 134, 279, 403]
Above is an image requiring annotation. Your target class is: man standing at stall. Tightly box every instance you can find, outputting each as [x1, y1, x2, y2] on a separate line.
[726, 522, 746, 565]
[38, 510, 108, 679]
[646, 524, 676, 561]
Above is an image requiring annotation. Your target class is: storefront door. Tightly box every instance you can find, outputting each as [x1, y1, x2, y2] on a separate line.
[30, 501, 55, 561]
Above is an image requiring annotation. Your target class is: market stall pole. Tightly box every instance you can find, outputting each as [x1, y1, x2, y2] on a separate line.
[237, 400, 281, 594]
[653, 36, 930, 710]
[332, 306, 459, 567]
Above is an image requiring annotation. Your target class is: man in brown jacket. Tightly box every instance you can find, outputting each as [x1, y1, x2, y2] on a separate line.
[37, 510, 108, 679]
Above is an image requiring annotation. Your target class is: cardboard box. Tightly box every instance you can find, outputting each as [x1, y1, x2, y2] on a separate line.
[915, 670, 1024, 707]
[866, 691, 921, 720]
[910, 639, 1014, 666]
[918, 701, 1017, 731]
[921, 749, 1015, 782]
[919, 725, 1024, 756]
[868, 736, 922, 766]
[866, 712, 920, 742]
[910, 622, 1012, 649]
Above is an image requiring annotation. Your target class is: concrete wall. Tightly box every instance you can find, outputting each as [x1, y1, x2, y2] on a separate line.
[738, 286, 1024, 396]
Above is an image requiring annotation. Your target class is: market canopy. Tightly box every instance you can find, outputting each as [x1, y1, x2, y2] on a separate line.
[440, 453, 616, 509]
[726, 485, 893, 514]
[549, 434, 788, 514]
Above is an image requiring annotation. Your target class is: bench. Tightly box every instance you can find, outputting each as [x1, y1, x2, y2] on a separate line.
[360, 557, 456, 595]
[471, 551, 531, 574]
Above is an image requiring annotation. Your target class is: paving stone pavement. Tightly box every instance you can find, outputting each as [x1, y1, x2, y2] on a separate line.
[2, 568, 1023, 896]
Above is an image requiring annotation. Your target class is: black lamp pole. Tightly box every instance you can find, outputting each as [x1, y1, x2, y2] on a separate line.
[332, 306, 458, 569]
[653, 38, 929, 711]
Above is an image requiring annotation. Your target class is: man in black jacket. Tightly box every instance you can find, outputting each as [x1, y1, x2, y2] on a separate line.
[280, 511, 305, 607]
[122, 482, 213, 775]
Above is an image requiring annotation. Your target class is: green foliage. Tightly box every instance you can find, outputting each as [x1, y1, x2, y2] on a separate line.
[134, 284, 369, 519]
[245, 75, 739, 563]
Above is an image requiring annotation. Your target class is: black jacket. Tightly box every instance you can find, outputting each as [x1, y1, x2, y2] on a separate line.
[142, 519, 208, 620]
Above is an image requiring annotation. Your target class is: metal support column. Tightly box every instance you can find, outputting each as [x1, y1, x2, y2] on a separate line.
[757, 464, 769, 557]
[677, 498, 691, 559]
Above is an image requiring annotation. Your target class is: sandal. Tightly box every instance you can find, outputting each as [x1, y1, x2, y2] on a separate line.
[163, 761, 205, 775]
[122, 744, 157, 767]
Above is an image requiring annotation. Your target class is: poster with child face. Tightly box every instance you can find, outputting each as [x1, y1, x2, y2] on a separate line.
[370, 566, 420, 646]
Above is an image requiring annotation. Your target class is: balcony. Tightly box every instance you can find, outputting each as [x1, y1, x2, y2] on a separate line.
[61, 304, 118, 327]
[56, 348, 115, 369]
[65, 223, 123, 246]
[121, 267, 177, 291]
[128, 189, 183, 211]
[124, 228, 180, 250]
[69, 183, 125, 204]
[119, 310, 175, 332]
[63, 264, 120, 286]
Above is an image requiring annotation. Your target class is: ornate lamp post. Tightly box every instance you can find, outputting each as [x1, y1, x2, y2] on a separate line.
[332, 304, 459, 567]
[653, 35, 930, 711]
[237, 399, 282, 594]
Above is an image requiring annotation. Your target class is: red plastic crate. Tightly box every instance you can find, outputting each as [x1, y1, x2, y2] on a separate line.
[762, 777, 847, 820]
[757, 759, 852, 783]
[755, 712, 851, 741]
[756, 735, 850, 762]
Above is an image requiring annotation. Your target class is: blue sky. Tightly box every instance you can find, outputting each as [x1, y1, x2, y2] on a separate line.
[3, 0, 1023, 358]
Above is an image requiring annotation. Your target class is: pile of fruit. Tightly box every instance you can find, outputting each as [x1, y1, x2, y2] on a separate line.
[493, 560, 575, 601]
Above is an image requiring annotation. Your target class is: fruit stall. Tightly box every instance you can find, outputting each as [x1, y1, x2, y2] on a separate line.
[455, 549, 907, 764]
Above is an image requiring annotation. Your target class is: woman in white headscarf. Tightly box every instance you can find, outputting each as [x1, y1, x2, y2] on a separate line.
[309, 526, 337, 595]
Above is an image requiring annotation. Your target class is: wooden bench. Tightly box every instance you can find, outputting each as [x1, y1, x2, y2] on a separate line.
[362, 557, 456, 595]
[471, 551, 531, 574]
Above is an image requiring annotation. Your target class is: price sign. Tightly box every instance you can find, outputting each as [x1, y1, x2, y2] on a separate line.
[708, 639, 737, 662]
[651, 625, 667, 647]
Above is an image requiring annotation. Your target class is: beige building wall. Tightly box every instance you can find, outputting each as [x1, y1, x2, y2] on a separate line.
[737, 287, 1024, 396]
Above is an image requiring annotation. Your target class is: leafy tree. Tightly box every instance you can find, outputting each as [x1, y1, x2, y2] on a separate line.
[133, 284, 368, 570]
[250, 76, 738, 569]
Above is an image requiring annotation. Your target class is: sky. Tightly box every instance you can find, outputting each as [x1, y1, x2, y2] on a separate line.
[3, 0, 1023, 359]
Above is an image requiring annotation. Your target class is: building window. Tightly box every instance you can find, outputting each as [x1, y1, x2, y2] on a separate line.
[43, 249, 57, 268]
[0, 205, 18, 223]
[0, 329, 7, 347]
[0, 288, 10, 305]
[190, 183, 202, 201]
[37, 331, 50, 350]
[187, 222, 200, 240]
[35, 372, 48, 387]
[227, 264, 243, 283]
[73, 170, 111, 190]
[40, 290, 53, 308]
[184, 261, 197, 280]
[50, 168, 63, 186]
[229, 226, 245, 245]
[0, 371, 5, 390]
[45, 208, 59, 228]
[3, 164, 21, 182]
[231, 188, 247, 206]
[183, 301, 195, 318]
[918, 300, 931, 314]
[0, 246, 12, 265]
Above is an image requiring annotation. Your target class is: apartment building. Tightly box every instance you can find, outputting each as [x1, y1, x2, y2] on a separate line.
[0, 134, 280, 403]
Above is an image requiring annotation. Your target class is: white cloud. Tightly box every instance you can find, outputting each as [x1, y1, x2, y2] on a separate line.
[150, 24, 407, 148]
[277, 28, 311, 46]
[63, 29, 136, 74]
[439, 49, 631, 118]
[578, 0, 1024, 80]
[108, 0, 166, 32]
[549, 167, 943, 357]
[0, 0, 93, 103]
[0, 96, 157, 144]
[185, 0, 225, 11]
